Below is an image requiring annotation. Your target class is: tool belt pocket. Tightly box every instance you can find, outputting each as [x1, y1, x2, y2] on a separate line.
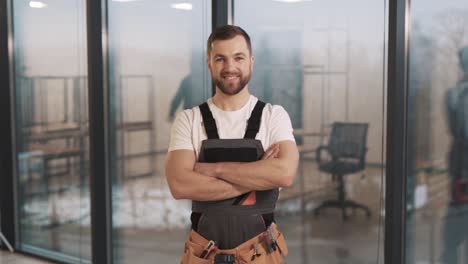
[265, 231, 288, 264]
[239, 228, 288, 264]
[181, 240, 211, 264]
[275, 230, 288, 257]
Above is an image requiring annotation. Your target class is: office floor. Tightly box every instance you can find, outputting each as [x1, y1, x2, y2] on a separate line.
[0, 250, 52, 264]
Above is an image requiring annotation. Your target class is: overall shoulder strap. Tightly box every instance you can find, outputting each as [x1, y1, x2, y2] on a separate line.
[199, 102, 219, 139]
[244, 100, 266, 139]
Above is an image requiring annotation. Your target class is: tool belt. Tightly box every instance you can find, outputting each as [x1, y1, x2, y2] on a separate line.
[181, 223, 288, 264]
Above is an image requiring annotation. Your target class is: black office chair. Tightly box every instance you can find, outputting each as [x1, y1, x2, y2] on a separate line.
[313, 122, 371, 221]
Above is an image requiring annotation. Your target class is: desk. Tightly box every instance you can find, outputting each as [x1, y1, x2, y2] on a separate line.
[25, 123, 85, 141]
[293, 129, 326, 138]
[27, 143, 83, 196]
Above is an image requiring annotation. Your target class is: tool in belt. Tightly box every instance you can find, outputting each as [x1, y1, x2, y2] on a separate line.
[196, 224, 283, 263]
[200, 240, 216, 259]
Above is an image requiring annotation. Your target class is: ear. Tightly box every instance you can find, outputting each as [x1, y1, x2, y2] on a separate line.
[250, 56, 255, 71]
[206, 55, 212, 71]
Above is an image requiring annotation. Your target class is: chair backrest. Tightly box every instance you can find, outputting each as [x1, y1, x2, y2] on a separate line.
[328, 122, 369, 160]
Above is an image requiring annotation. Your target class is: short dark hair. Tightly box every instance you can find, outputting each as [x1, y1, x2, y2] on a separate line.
[207, 25, 252, 56]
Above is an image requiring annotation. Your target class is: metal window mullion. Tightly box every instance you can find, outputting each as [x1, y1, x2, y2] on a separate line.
[227, 0, 233, 25]
[86, 0, 113, 263]
[212, 0, 229, 30]
[0, 0, 16, 250]
[385, 0, 410, 263]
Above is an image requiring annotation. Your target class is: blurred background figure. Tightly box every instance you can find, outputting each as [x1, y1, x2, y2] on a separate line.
[169, 73, 195, 122]
[443, 45, 468, 264]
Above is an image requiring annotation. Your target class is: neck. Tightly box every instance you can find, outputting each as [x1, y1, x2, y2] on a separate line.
[212, 86, 251, 111]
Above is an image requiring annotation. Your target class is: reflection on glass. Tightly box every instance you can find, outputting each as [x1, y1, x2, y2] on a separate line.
[235, 0, 386, 263]
[107, 0, 211, 263]
[407, 2, 468, 263]
[13, 0, 90, 262]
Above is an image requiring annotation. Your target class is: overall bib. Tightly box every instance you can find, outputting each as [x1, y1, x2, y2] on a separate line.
[181, 100, 288, 264]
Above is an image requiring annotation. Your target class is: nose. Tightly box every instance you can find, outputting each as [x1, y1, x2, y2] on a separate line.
[223, 58, 236, 72]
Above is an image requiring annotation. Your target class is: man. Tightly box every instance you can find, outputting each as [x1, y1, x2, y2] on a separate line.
[443, 45, 468, 264]
[166, 25, 299, 263]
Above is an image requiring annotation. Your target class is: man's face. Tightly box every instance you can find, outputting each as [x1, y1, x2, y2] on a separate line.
[207, 35, 254, 95]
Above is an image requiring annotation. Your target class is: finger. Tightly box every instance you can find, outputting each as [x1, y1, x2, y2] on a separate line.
[193, 163, 200, 172]
[270, 144, 280, 158]
[261, 149, 274, 160]
[265, 143, 277, 153]
[262, 145, 279, 160]
[261, 146, 272, 160]
[269, 147, 280, 159]
[273, 143, 280, 151]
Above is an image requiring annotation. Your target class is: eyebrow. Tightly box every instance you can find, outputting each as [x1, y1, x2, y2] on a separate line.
[213, 52, 247, 58]
[234, 52, 247, 57]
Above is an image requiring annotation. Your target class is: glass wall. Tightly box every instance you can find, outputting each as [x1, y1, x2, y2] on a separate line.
[235, 0, 387, 263]
[107, 0, 211, 263]
[406, 1, 468, 263]
[12, 0, 90, 263]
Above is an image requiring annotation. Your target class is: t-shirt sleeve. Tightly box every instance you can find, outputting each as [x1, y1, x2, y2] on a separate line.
[168, 110, 194, 152]
[269, 105, 296, 144]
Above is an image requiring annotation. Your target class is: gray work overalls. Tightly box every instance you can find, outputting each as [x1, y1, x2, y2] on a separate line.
[191, 100, 279, 250]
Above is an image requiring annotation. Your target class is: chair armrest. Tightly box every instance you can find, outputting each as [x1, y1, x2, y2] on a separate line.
[316, 145, 331, 164]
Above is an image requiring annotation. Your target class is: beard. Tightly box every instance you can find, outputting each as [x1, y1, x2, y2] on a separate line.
[212, 70, 251, 95]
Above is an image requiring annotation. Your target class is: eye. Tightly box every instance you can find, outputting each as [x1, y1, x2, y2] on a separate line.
[235, 57, 244, 61]
[215, 57, 224, 62]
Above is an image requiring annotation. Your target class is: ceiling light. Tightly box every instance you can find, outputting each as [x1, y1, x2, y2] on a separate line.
[112, 0, 142, 2]
[29, 1, 47, 8]
[273, 0, 312, 3]
[171, 3, 193, 11]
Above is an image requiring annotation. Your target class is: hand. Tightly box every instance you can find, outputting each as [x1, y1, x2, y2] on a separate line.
[261, 143, 280, 160]
[194, 162, 218, 177]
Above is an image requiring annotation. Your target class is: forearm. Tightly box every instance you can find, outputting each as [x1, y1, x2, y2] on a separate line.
[194, 141, 299, 190]
[167, 169, 251, 201]
[215, 158, 296, 190]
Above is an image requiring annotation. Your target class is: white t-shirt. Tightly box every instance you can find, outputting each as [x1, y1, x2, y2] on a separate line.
[168, 95, 296, 159]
